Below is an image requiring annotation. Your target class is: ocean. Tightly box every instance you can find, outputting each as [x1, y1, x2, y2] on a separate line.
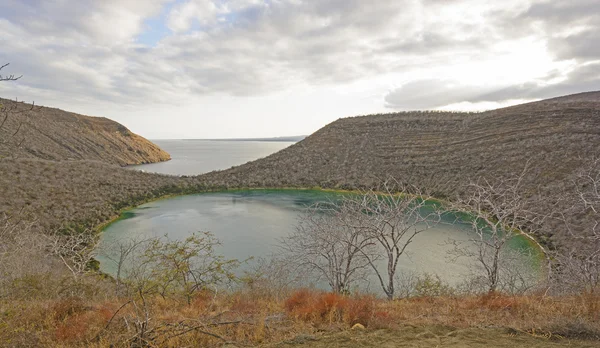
[128, 139, 296, 176]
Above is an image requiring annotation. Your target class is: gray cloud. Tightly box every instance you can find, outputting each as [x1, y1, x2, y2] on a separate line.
[385, 63, 600, 110]
[471, 63, 600, 103]
[524, 0, 599, 25]
[384, 80, 484, 109]
[521, 1, 600, 60]
[0, 0, 599, 111]
[0, 0, 505, 104]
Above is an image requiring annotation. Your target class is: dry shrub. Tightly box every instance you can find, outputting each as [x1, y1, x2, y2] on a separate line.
[477, 292, 526, 311]
[284, 288, 312, 313]
[97, 305, 114, 322]
[230, 292, 265, 314]
[55, 312, 92, 342]
[343, 295, 375, 325]
[284, 289, 374, 326]
[4, 290, 600, 346]
[579, 292, 600, 318]
[53, 301, 108, 343]
[51, 297, 89, 321]
[543, 317, 600, 341]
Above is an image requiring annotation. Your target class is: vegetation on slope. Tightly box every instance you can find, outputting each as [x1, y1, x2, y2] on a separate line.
[200, 92, 600, 244]
[0, 98, 171, 165]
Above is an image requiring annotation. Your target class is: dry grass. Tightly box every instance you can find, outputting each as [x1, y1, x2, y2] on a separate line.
[285, 289, 375, 327]
[1, 289, 599, 347]
[0, 291, 301, 347]
[377, 292, 600, 338]
[282, 289, 600, 339]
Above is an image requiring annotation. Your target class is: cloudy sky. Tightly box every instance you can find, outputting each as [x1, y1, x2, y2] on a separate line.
[0, 0, 598, 138]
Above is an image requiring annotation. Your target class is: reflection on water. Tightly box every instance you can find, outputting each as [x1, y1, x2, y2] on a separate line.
[97, 190, 542, 291]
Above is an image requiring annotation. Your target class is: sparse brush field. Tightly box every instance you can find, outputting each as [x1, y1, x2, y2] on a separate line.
[0, 158, 191, 233]
[1, 285, 599, 347]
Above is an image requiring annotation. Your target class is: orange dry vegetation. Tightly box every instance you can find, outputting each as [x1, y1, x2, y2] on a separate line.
[285, 289, 375, 326]
[3, 289, 598, 347]
[284, 289, 600, 337]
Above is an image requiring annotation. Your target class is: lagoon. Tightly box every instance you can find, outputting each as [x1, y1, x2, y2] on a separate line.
[97, 190, 543, 291]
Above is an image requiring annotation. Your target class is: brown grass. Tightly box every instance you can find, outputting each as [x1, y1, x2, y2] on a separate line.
[1, 288, 599, 347]
[285, 289, 375, 327]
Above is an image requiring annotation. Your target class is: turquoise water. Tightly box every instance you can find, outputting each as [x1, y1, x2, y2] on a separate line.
[97, 190, 542, 289]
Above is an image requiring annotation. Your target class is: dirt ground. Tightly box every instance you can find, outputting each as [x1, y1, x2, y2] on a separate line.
[267, 326, 599, 348]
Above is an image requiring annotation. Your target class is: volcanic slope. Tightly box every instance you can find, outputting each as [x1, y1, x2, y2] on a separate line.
[204, 91, 599, 189]
[201, 91, 600, 240]
[0, 98, 170, 165]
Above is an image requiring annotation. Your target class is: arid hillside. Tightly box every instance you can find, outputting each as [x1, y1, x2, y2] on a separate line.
[0, 98, 170, 165]
[204, 91, 600, 191]
[200, 91, 600, 241]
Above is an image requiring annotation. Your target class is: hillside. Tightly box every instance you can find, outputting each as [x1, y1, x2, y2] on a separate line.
[0, 98, 171, 165]
[199, 91, 600, 241]
[203, 91, 600, 190]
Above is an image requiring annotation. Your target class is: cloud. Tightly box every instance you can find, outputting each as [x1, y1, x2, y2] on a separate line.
[384, 80, 483, 110]
[520, 1, 600, 60]
[0, 0, 598, 113]
[471, 63, 600, 103]
[166, 0, 219, 33]
[385, 62, 600, 110]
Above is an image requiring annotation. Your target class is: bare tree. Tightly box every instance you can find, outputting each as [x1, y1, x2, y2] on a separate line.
[280, 201, 376, 293]
[282, 183, 443, 299]
[0, 63, 22, 82]
[0, 63, 33, 146]
[45, 228, 98, 280]
[447, 169, 542, 293]
[339, 184, 443, 300]
[100, 237, 150, 296]
[553, 158, 600, 294]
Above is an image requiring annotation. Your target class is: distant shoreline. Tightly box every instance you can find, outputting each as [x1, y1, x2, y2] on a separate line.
[151, 136, 306, 142]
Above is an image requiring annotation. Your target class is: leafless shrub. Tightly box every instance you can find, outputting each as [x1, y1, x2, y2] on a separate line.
[240, 256, 307, 299]
[552, 158, 600, 294]
[0, 64, 33, 148]
[0, 63, 22, 82]
[281, 181, 442, 299]
[99, 237, 150, 296]
[45, 227, 99, 280]
[393, 270, 419, 299]
[280, 200, 376, 294]
[447, 166, 546, 294]
[0, 211, 68, 299]
[103, 232, 241, 304]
